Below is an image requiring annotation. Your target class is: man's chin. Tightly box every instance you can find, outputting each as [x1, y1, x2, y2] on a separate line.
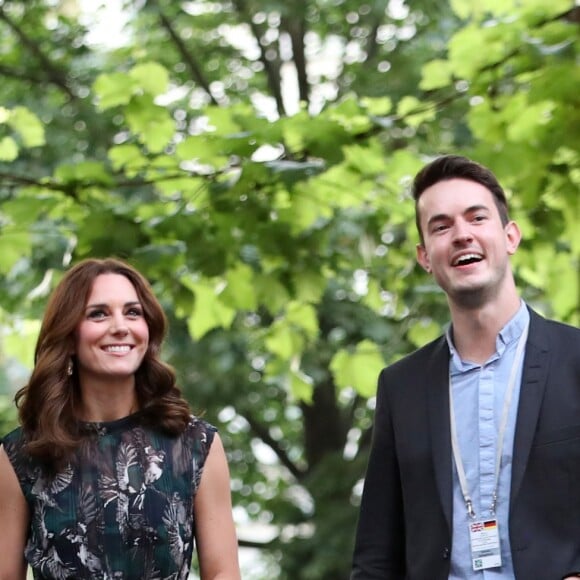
[448, 285, 489, 309]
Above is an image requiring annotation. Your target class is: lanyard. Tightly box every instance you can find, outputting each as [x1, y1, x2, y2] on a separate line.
[449, 322, 529, 518]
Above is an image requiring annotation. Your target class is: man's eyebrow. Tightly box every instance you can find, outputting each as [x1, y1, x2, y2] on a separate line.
[426, 213, 449, 228]
[464, 204, 490, 214]
[426, 204, 491, 228]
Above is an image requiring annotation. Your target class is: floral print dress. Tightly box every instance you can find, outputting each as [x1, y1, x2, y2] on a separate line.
[2, 413, 216, 580]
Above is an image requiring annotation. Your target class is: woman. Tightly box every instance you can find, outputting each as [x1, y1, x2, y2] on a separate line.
[0, 258, 241, 580]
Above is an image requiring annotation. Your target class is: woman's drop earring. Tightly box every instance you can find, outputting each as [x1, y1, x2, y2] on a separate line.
[67, 359, 73, 376]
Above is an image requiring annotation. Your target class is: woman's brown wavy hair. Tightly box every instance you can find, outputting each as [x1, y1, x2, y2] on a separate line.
[14, 257, 192, 470]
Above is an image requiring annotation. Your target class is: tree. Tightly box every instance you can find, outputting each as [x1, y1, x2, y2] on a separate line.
[0, 0, 577, 577]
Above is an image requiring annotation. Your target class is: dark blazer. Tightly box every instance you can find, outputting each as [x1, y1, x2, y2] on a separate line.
[351, 308, 580, 580]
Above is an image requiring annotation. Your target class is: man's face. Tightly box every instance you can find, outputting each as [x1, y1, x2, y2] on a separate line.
[415, 178, 520, 308]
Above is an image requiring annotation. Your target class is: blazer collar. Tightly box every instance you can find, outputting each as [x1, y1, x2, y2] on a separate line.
[427, 307, 550, 527]
[510, 307, 550, 504]
[427, 336, 453, 530]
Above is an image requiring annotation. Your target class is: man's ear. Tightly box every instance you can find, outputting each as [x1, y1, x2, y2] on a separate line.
[416, 243, 431, 273]
[505, 220, 521, 255]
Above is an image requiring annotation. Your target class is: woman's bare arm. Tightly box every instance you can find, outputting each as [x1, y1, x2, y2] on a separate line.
[0, 445, 29, 580]
[194, 433, 241, 580]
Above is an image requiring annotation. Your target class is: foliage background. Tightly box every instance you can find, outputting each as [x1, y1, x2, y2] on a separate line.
[0, 0, 578, 577]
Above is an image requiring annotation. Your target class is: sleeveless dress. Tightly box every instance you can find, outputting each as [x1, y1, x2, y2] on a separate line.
[2, 413, 216, 580]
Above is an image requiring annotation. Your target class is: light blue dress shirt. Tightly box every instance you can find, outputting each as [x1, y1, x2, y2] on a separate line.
[447, 301, 529, 580]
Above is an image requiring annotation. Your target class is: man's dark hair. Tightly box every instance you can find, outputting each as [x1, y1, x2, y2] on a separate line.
[412, 154, 510, 243]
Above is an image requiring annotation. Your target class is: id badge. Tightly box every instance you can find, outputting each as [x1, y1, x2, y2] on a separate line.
[469, 519, 502, 571]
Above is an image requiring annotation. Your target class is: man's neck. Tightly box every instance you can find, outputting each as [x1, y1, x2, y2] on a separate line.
[448, 294, 522, 364]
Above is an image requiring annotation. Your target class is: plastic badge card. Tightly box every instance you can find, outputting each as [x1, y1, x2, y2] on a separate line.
[469, 519, 502, 571]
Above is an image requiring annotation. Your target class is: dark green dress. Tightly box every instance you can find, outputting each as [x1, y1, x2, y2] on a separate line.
[2, 413, 216, 580]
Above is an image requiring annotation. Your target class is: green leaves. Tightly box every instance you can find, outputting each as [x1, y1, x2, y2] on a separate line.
[7, 107, 45, 147]
[0, 231, 32, 274]
[0, 2, 578, 577]
[2, 317, 41, 368]
[0, 137, 18, 162]
[129, 62, 170, 97]
[448, 24, 510, 79]
[94, 62, 170, 110]
[505, 98, 555, 143]
[55, 161, 113, 187]
[185, 278, 237, 339]
[420, 60, 453, 91]
[450, 0, 517, 19]
[396, 96, 436, 128]
[407, 318, 442, 348]
[330, 340, 384, 398]
[108, 144, 148, 175]
[126, 95, 175, 153]
[265, 323, 303, 360]
[93, 72, 136, 109]
[93, 63, 174, 152]
[0, 106, 45, 160]
[222, 264, 259, 311]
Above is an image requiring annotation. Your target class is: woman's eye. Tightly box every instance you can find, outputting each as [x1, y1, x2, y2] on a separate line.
[87, 309, 106, 319]
[126, 307, 143, 317]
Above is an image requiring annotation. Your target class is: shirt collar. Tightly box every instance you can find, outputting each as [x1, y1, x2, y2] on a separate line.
[446, 300, 529, 371]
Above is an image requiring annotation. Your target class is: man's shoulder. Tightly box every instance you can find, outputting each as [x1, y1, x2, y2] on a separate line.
[381, 334, 447, 378]
[542, 317, 580, 336]
[529, 308, 580, 343]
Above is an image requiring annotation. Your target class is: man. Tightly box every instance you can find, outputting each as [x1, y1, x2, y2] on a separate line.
[351, 155, 580, 579]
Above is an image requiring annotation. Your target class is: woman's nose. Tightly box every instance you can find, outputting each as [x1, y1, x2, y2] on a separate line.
[110, 312, 129, 335]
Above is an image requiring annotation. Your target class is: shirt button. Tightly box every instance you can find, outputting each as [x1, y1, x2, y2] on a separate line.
[442, 547, 450, 559]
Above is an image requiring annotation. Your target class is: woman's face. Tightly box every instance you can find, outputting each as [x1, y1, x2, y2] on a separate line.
[74, 273, 150, 388]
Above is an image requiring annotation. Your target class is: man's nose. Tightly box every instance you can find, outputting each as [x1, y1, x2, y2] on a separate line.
[452, 221, 473, 244]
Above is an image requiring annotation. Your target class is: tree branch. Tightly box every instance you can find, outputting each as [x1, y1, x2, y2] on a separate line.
[301, 378, 348, 470]
[0, 167, 221, 198]
[281, 15, 309, 105]
[0, 171, 72, 192]
[365, 16, 383, 63]
[0, 6, 76, 101]
[238, 537, 276, 549]
[152, 3, 220, 106]
[242, 409, 305, 481]
[0, 63, 48, 85]
[231, 0, 287, 117]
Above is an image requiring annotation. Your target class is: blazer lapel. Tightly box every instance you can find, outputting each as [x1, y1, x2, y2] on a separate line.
[510, 309, 550, 505]
[427, 337, 453, 530]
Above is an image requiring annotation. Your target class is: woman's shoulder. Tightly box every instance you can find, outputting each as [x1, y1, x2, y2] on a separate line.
[1, 425, 25, 450]
[1, 426, 34, 487]
[184, 414, 218, 444]
[138, 414, 217, 449]
[188, 414, 217, 431]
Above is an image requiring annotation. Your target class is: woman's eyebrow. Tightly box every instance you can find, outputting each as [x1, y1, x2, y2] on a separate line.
[85, 300, 141, 309]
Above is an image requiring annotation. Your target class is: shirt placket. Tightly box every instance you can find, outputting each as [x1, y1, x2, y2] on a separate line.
[478, 363, 496, 518]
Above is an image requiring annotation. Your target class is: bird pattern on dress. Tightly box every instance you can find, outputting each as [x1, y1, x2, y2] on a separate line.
[2, 413, 216, 580]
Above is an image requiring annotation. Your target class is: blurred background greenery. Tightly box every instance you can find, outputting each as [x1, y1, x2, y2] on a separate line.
[0, 0, 578, 577]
